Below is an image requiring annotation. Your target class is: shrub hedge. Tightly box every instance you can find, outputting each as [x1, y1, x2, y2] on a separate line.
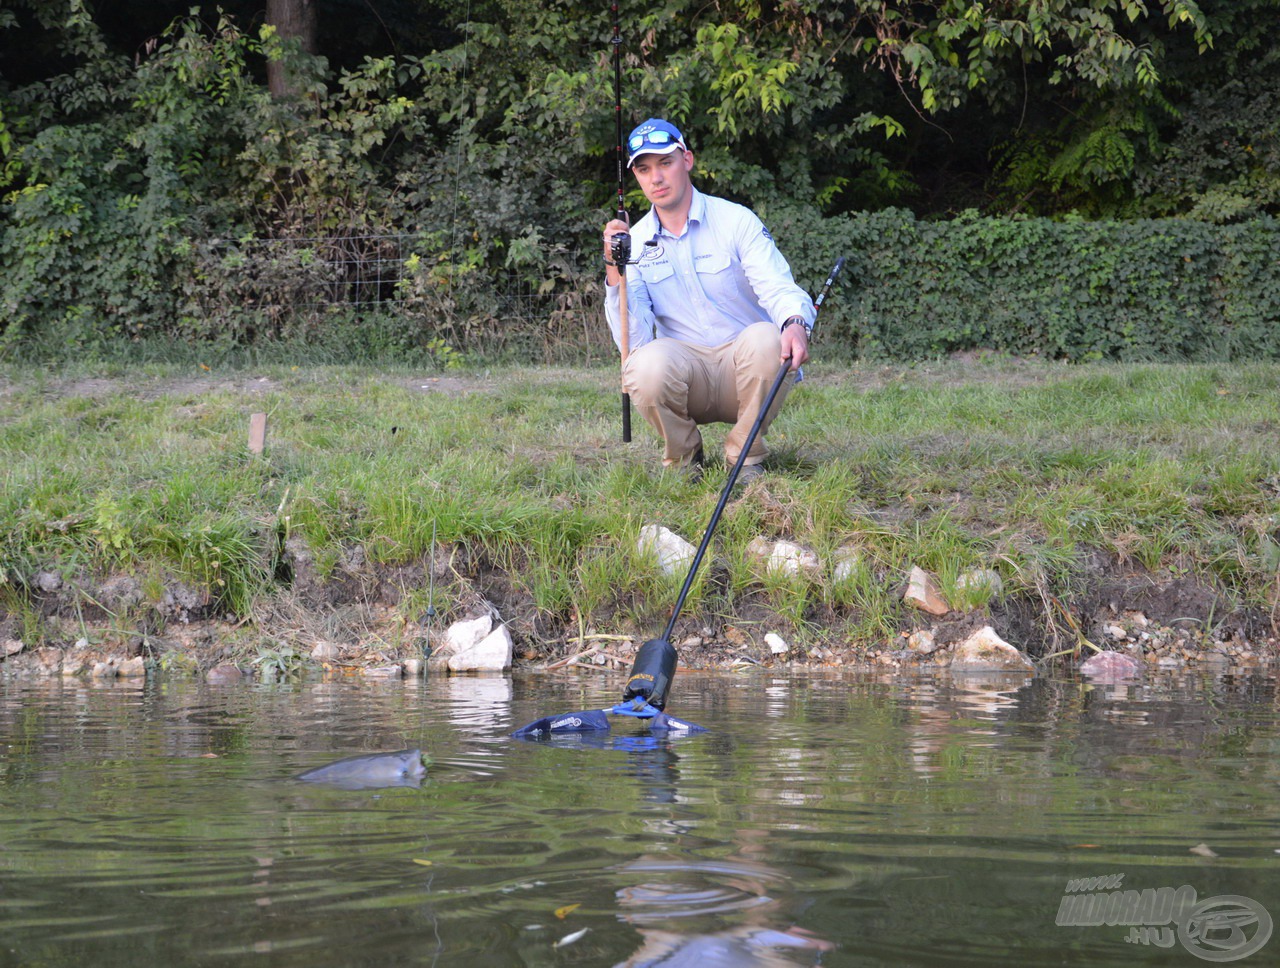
[5, 194, 1279, 365]
[797, 209, 1280, 362]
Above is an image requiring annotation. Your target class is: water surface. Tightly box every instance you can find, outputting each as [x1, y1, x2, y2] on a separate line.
[1, 670, 1276, 966]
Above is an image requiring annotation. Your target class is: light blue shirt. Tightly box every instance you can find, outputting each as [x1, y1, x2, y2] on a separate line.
[604, 187, 816, 352]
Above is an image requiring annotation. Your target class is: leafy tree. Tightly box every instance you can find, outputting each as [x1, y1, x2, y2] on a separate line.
[2, 0, 1278, 358]
[265, 0, 318, 96]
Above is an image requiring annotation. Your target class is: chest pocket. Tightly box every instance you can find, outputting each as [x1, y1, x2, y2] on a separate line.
[636, 260, 674, 286]
[693, 253, 735, 302]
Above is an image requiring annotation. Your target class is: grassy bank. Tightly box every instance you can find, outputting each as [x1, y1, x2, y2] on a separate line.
[2, 357, 1279, 667]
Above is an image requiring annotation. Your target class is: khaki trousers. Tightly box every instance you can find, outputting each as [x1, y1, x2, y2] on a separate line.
[622, 321, 794, 468]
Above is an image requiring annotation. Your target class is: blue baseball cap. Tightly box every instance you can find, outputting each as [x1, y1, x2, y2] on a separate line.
[626, 118, 688, 167]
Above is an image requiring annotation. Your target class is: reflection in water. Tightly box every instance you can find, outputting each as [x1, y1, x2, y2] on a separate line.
[0, 668, 1276, 967]
[611, 776, 835, 966]
[521, 714, 836, 964]
[617, 859, 779, 920]
[906, 674, 1036, 774]
[437, 674, 512, 731]
[514, 729, 687, 804]
[618, 925, 833, 968]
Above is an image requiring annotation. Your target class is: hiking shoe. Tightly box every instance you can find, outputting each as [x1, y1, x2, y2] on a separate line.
[734, 462, 766, 488]
[671, 447, 705, 484]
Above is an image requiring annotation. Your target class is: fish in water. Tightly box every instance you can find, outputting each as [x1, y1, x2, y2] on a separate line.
[296, 749, 427, 790]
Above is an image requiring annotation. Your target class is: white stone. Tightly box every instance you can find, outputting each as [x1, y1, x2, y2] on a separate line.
[1104, 624, 1127, 640]
[2, 639, 23, 658]
[311, 641, 341, 661]
[831, 546, 861, 583]
[638, 524, 696, 576]
[448, 623, 513, 672]
[948, 626, 1034, 673]
[904, 566, 950, 616]
[35, 570, 63, 592]
[117, 657, 146, 678]
[403, 658, 424, 676]
[772, 540, 822, 577]
[444, 614, 494, 656]
[765, 632, 790, 655]
[748, 537, 822, 578]
[957, 568, 1004, 598]
[907, 630, 937, 654]
[363, 664, 404, 678]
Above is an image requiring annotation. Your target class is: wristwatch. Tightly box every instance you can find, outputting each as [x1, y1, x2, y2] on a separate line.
[781, 315, 811, 335]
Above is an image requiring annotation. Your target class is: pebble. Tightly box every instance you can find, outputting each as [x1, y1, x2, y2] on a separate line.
[206, 663, 243, 683]
[117, 657, 147, 678]
[907, 630, 937, 654]
[311, 641, 342, 661]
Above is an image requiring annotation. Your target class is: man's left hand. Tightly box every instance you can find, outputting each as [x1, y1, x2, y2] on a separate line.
[781, 323, 809, 370]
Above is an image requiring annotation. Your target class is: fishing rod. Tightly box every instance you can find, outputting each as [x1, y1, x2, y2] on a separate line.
[512, 257, 847, 739]
[619, 257, 846, 712]
[610, 1, 632, 442]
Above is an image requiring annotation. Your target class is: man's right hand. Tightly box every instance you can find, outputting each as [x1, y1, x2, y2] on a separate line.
[603, 218, 630, 287]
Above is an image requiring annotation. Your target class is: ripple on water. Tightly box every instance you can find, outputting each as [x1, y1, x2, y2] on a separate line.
[1, 670, 1276, 968]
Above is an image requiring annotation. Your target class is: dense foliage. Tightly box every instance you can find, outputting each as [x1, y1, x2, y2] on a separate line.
[817, 210, 1280, 361]
[2, 1, 1278, 360]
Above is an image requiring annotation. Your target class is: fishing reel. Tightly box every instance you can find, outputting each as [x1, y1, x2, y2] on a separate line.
[608, 232, 662, 267]
[609, 231, 632, 267]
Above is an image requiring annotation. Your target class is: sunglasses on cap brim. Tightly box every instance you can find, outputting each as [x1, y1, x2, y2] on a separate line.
[628, 130, 685, 152]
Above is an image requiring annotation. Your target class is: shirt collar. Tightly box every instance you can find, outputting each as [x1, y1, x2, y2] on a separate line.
[687, 186, 705, 225]
[651, 186, 704, 238]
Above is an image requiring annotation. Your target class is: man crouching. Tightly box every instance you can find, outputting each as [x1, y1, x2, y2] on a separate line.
[603, 118, 815, 485]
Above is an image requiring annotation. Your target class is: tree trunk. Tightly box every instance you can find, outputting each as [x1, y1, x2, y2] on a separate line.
[265, 0, 318, 98]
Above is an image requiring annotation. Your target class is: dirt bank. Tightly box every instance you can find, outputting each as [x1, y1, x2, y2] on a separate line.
[2, 538, 1274, 681]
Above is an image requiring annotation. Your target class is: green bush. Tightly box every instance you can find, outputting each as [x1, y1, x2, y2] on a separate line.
[827, 210, 1280, 362]
[4, 8, 1278, 365]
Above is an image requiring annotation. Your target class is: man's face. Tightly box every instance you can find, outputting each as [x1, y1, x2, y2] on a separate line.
[631, 149, 694, 212]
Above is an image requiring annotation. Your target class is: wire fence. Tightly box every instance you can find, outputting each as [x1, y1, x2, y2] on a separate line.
[209, 233, 609, 361]
[236, 233, 575, 327]
[268, 233, 407, 310]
